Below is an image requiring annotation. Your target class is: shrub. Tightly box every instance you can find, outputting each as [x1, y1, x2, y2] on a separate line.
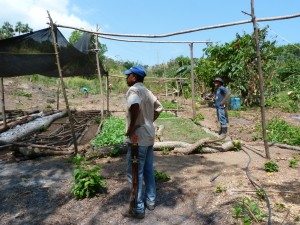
[154, 170, 170, 182]
[289, 157, 299, 168]
[70, 154, 106, 199]
[194, 113, 204, 124]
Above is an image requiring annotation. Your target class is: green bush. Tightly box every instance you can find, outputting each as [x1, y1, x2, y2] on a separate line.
[70, 154, 106, 199]
[92, 117, 126, 147]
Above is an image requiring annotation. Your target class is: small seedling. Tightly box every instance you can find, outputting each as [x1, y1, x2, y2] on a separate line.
[161, 147, 171, 155]
[154, 169, 170, 182]
[215, 184, 226, 193]
[264, 161, 279, 172]
[275, 203, 286, 212]
[289, 157, 298, 168]
[294, 215, 300, 222]
[256, 188, 266, 201]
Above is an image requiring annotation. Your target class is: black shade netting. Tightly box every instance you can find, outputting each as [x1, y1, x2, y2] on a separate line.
[0, 26, 106, 77]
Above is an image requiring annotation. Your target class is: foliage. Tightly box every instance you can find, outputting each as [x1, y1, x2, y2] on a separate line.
[161, 147, 171, 155]
[215, 184, 226, 193]
[232, 197, 268, 225]
[70, 154, 106, 199]
[261, 117, 300, 146]
[256, 189, 266, 201]
[158, 112, 176, 118]
[194, 113, 204, 124]
[233, 141, 242, 152]
[228, 110, 241, 118]
[154, 169, 170, 182]
[275, 203, 286, 212]
[289, 157, 299, 168]
[264, 161, 279, 172]
[0, 21, 32, 40]
[109, 147, 121, 157]
[92, 117, 126, 147]
[161, 101, 180, 109]
[195, 27, 276, 105]
[16, 91, 32, 98]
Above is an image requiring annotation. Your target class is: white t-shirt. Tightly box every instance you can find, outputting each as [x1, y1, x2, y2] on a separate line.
[126, 82, 163, 146]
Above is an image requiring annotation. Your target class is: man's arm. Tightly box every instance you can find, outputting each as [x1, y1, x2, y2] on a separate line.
[220, 91, 231, 106]
[126, 103, 140, 137]
[153, 99, 163, 122]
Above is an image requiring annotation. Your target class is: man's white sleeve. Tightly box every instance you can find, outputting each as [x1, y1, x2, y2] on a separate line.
[127, 90, 141, 108]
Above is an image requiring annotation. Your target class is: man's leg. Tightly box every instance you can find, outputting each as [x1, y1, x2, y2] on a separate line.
[143, 146, 156, 209]
[217, 108, 228, 135]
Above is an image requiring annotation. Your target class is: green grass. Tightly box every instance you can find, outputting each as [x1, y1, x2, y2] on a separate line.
[228, 110, 241, 118]
[156, 117, 214, 143]
[159, 112, 176, 118]
[161, 101, 181, 109]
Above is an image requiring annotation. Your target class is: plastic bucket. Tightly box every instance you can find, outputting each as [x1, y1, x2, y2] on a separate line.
[230, 97, 241, 110]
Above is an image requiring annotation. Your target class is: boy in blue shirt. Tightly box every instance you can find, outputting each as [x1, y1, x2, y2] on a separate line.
[214, 77, 231, 135]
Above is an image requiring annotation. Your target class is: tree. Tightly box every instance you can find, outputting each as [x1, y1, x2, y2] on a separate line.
[15, 22, 33, 35]
[0, 22, 14, 39]
[195, 27, 276, 105]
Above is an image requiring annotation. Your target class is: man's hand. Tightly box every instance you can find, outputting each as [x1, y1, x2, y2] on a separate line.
[126, 125, 140, 137]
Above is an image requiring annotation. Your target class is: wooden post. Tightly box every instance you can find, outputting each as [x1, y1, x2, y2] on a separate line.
[56, 79, 60, 110]
[164, 64, 168, 100]
[95, 24, 104, 118]
[189, 43, 196, 120]
[106, 74, 110, 112]
[250, 0, 271, 160]
[0, 78, 7, 128]
[47, 11, 78, 154]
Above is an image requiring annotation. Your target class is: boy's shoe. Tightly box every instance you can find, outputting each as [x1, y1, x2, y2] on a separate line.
[122, 209, 145, 219]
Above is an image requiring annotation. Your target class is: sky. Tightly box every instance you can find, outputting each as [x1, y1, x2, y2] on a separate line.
[1, 0, 299, 66]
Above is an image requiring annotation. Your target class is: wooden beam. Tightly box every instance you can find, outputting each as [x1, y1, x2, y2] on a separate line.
[0, 78, 6, 128]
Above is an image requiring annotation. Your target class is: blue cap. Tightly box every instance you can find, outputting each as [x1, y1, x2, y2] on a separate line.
[124, 66, 146, 77]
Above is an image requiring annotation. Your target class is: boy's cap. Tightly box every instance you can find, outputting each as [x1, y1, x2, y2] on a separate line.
[124, 66, 146, 77]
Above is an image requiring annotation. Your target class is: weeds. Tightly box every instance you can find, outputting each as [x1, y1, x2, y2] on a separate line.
[161, 147, 171, 155]
[159, 112, 176, 118]
[154, 170, 170, 182]
[70, 154, 106, 199]
[264, 161, 279, 172]
[233, 141, 242, 152]
[215, 184, 226, 193]
[232, 197, 268, 224]
[256, 189, 266, 201]
[289, 157, 299, 168]
[109, 147, 121, 157]
[228, 110, 241, 118]
[16, 91, 32, 98]
[194, 113, 204, 124]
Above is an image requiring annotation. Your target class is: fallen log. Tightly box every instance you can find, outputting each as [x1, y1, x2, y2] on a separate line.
[0, 110, 67, 144]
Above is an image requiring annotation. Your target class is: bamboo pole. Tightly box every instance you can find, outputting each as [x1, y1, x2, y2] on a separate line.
[250, 0, 271, 160]
[0, 78, 7, 128]
[56, 79, 60, 110]
[189, 43, 196, 120]
[56, 13, 300, 38]
[106, 74, 110, 112]
[95, 24, 104, 119]
[47, 11, 78, 154]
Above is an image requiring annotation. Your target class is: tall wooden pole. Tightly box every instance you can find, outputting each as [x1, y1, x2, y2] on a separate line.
[106, 75, 110, 113]
[250, 0, 271, 160]
[95, 24, 104, 118]
[0, 78, 7, 128]
[47, 11, 78, 154]
[56, 79, 60, 110]
[189, 43, 196, 120]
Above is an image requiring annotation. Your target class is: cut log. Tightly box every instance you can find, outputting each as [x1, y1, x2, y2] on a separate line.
[0, 110, 67, 144]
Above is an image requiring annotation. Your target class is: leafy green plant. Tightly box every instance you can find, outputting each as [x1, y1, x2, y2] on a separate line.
[194, 113, 204, 124]
[70, 154, 106, 199]
[228, 110, 241, 118]
[294, 215, 300, 222]
[232, 197, 268, 225]
[92, 117, 126, 147]
[154, 169, 170, 182]
[215, 184, 226, 193]
[275, 203, 286, 212]
[289, 157, 299, 168]
[264, 161, 279, 172]
[161, 101, 180, 109]
[257, 117, 300, 146]
[95, 117, 101, 125]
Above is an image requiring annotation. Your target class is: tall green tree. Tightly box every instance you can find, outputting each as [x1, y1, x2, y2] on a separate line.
[0, 21, 14, 39]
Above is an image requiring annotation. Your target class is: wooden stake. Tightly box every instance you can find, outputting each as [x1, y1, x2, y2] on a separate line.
[56, 79, 60, 110]
[47, 11, 78, 154]
[106, 74, 110, 112]
[0, 78, 7, 128]
[189, 43, 196, 120]
[250, 0, 271, 160]
[95, 24, 104, 119]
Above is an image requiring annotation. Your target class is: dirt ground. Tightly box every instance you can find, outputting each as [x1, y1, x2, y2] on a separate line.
[0, 79, 300, 225]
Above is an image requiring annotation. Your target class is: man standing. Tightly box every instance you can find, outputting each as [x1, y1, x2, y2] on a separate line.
[123, 66, 163, 219]
[214, 77, 231, 135]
